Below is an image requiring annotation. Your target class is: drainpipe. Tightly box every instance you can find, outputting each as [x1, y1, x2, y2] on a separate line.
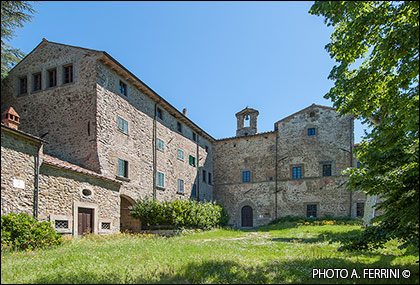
[152, 103, 158, 201]
[196, 134, 200, 202]
[275, 127, 278, 220]
[34, 143, 42, 220]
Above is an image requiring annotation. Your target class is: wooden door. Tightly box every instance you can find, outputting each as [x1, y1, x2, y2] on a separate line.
[78, 208, 93, 235]
[241, 206, 253, 227]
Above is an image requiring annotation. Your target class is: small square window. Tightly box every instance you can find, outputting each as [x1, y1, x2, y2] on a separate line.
[101, 222, 111, 230]
[292, 167, 302, 179]
[157, 108, 163, 120]
[178, 179, 184, 194]
[118, 116, 129, 134]
[63, 64, 73, 84]
[356, 202, 365, 217]
[177, 149, 184, 160]
[308, 128, 316, 136]
[157, 172, 165, 188]
[189, 155, 196, 167]
[306, 204, 317, 218]
[119, 80, 127, 96]
[157, 138, 164, 151]
[19, 77, 28, 95]
[48, 68, 57, 88]
[177, 122, 182, 133]
[242, 170, 251, 183]
[118, 158, 129, 178]
[55, 220, 69, 229]
[322, 164, 332, 177]
[33, 72, 42, 91]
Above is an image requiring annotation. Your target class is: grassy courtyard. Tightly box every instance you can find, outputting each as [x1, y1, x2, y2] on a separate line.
[1, 219, 418, 284]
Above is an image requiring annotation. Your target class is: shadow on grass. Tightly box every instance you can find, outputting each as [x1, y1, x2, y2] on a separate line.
[34, 257, 419, 284]
[269, 229, 363, 244]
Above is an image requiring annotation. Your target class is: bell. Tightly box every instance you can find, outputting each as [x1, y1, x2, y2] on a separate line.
[245, 114, 250, 120]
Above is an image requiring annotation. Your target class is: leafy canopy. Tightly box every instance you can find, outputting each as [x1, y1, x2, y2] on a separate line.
[1, 1, 36, 79]
[309, 1, 419, 250]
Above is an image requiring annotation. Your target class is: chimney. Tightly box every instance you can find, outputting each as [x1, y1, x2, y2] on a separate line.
[2, 107, 20, 130]
[182, 108, 187, 116]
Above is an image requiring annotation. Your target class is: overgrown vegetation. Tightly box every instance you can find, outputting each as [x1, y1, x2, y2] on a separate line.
[1, 220, 418, 284]
[129, 198, 229, 230]
[1, 212, 62, 251]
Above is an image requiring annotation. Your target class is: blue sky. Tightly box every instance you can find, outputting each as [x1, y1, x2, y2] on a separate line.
[9, 1, 367, 142]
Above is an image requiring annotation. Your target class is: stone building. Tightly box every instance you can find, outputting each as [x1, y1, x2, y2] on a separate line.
[1, 107, 121, 235]
[1, 39, 365, 233]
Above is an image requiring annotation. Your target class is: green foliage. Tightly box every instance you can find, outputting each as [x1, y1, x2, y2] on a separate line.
[309, 1, 419, 250]
[268, 215, 362, 226]
[1, 1, 37, 79]
[129, 198, 229, 229]
[1, 212, 62, 251]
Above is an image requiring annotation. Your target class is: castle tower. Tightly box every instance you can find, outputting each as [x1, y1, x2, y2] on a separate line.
[235, 107, 259, 137]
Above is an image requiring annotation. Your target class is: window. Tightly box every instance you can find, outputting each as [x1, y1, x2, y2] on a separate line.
[48, 68, 57, 88]
[32, 72, 42, 91]
[63, 64, 73, 84]
[118, 116, 129, 134]
[101, 222, 111, 230]
[157, 138, 164, 151]
[177, 122, 182, 133]
[178, 179, 184, 194]
[19, 77, 27, 95]
[242, 170, 251, 183]
[205, 145, 209, 152]
[322, 164, 332, 177]
[192, 132, 197, 142]
[177, 149, 184, 160]
[292, 167, 302, 179]
[356, 202, 365, 217]
[55, 220, 69, 229]
[119, 80, 127, 96]
[203, 170, 207, 183]
[306, 204, 317, 218]
[157, 172, 165, 188]
[118, 158, 129, 178]
[157, 108, 163, 120]
[191, 184, 197, 197]
[208, 172, 212, 185]
[189, 155, 196, 166]
[308, 128, 316, 136]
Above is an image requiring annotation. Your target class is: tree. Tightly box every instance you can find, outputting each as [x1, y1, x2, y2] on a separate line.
[309, 1, 419, 250]
[1, 1, 36, 79]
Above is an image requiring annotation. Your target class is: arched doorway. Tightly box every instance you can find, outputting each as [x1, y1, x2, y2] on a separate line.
[241, 205, 253, 227]
[120, 195, 141, 233]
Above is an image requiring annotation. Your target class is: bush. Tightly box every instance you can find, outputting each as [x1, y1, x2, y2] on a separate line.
[1, 212, 62, 251]
[130, 198, 229, 230]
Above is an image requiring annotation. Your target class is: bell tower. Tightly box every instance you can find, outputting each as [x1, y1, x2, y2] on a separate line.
[235, 107, 259, 137]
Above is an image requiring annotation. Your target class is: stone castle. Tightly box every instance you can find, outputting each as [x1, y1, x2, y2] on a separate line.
[1, 39, 366, 235]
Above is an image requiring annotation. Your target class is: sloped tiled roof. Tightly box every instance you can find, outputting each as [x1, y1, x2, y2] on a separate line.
[42, 154, 122, 184]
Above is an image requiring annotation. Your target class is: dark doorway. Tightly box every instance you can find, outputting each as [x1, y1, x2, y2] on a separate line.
[78, 207, 93, 235]
[241, 205, 253, 227]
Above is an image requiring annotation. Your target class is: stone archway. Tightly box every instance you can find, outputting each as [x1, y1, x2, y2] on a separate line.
[120, 195, 141, 233]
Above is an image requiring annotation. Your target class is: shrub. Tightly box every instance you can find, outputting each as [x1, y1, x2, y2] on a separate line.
[130, 198, 229, 230]
[1, 212, 62, 251]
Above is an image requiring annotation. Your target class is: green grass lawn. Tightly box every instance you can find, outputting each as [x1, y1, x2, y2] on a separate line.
[1, 219, 418, 284]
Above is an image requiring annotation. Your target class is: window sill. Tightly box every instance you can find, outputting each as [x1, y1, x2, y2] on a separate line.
[62, 81, 76, 87]
[116, 176, 130, 182]
[176, 192, 184, 196]
[156, 186, 165, 191]
[117, 129, 129, 136]
[45, 85, 58, 90]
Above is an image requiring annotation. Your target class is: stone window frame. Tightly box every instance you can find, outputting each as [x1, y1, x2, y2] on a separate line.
[156, 138, 165, 151]
[119, 80, 128, 97]
[18, 76, 28, 96]
[355, 200, 366, 218]
[304, 202, 319, 218]
[177, 121, 182, 133]
[99, 218, 113, 234]
[62, 63, 74, 85]
[47, 67, 58, 89]
[291, 164, 304, 179]
[50, 214, 73, 234]
[156, 171, 165, 189]
[177, 149, 184, 161]
[117, 116, 129, 135]
[189, 155, 196, 167]
[241, 169, 252, 183]
[79, 186, 94, 201]
[319, 160, 335, 177]
[117, 158, 129, 180]
[304, 124, 318, 138]
[73, 201, 99, 236]
[32, 72, 42, 92]
[177, 178, 184, 194]
[157, 107, 163, 121]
